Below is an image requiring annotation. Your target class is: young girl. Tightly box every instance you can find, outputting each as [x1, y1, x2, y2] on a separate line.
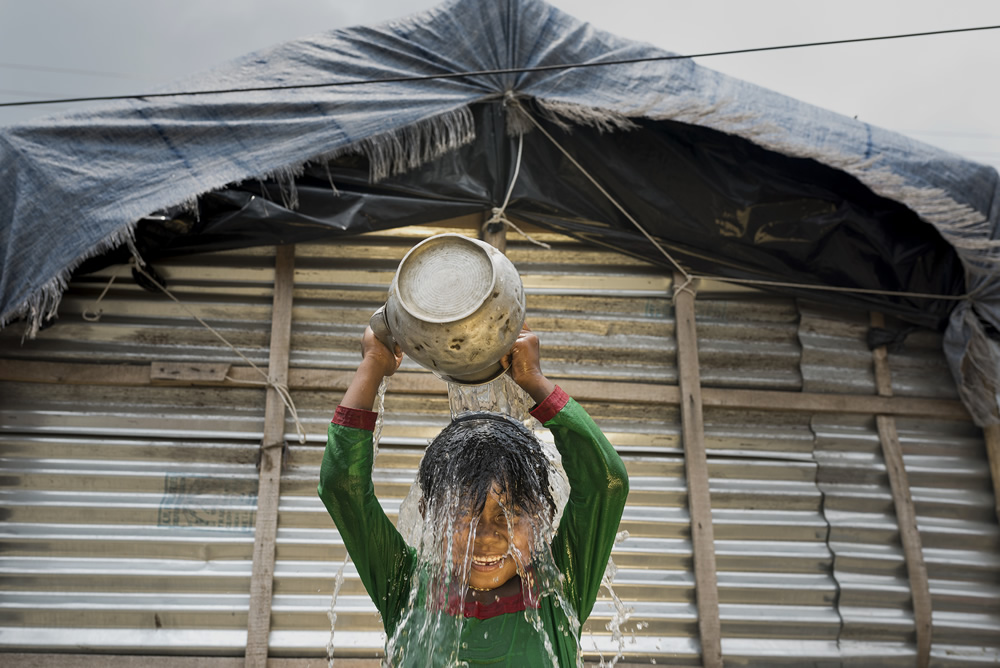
[318, 326, 629, 666]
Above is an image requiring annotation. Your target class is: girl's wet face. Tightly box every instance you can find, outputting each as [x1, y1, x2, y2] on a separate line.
[454, 485, 534, 591]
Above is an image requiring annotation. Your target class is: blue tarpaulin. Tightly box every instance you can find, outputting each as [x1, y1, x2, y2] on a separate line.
[1, 0, 998, 423]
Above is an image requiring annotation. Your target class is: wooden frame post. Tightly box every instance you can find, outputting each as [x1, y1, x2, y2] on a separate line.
[673, 273, 723, 668]
[985, 425, 1000, 523]
[480, 212, 508, 253]
[870, 312, 932, 668]
[245, 245, 296, 668]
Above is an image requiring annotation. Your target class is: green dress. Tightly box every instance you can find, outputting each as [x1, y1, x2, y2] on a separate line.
[318, 387, 629, 667]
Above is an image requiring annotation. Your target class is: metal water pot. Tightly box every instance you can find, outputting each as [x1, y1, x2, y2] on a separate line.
[369, 233, 526, 384]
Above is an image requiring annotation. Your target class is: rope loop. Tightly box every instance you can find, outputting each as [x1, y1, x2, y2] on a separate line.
[82, 272, 118, 322]
[484, 206, 505, 226]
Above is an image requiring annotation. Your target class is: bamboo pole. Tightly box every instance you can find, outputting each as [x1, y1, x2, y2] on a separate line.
[245, 245, 296, 668]
[480, 211, 507, 253]
[870, 312, 932, 668]
[673, 273, 723, 668]
[984, 425, 1000, 523]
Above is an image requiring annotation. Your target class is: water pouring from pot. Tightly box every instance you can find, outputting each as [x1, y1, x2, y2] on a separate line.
[369, 233, 526, 385]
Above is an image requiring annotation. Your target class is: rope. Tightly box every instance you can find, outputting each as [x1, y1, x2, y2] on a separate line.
[128, 256, 307, 444]
[521, 105, 974, 305]
[482, 132, 551, 249]
[81, 271, 118, 322]
[520, 105, 692, 282]
[673, 273, 698, 301]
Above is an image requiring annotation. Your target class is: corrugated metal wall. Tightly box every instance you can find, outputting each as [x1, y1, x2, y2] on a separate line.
[2, 221, 998, 666]
[0, 246, 277, 654]
[802, 304, 1000, 666]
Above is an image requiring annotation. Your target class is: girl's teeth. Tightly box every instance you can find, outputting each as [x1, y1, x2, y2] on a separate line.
[474, 555, 503, 565]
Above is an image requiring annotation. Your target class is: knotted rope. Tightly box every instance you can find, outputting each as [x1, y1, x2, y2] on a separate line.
[482, 132, 551, 249]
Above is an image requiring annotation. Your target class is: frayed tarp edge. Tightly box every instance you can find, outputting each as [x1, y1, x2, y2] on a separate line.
[1, 104, 478, 337]
[0, 222, 139, 338]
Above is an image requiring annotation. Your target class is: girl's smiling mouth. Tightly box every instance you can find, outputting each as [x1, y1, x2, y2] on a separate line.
[471, 554, 506, 572]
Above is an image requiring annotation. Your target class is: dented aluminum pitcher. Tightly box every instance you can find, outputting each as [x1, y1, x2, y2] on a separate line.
[370, 233, 526, 384]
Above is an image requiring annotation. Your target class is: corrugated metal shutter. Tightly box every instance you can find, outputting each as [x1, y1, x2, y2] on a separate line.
[696, 294, 836, 665]
[802, 304, 1000, 666]
[2, 221, 998, 666]
[0, 247, 282, 653]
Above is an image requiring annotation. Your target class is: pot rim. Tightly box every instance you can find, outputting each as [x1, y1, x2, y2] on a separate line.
[392, 233, 501, 325]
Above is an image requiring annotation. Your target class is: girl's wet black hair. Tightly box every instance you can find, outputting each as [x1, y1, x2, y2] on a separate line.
[418, 412, 556, 521]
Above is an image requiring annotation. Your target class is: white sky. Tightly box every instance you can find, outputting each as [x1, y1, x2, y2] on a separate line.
[1, 0, 998, 172]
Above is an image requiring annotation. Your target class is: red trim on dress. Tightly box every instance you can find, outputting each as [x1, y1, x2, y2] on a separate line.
[443, 575, 542, 620]
[331, 405, 378, 431]
[529, 385, 569, 424]
[462, 591, 531, 620]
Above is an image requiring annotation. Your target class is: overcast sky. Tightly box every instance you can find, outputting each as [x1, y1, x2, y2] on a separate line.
[1, 0, 998, 172]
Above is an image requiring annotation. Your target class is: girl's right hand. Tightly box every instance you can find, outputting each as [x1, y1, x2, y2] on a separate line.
[361, 326, 403, 377]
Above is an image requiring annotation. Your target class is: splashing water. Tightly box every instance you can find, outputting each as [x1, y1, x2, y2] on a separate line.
[446, 373, 570, 530]
[389, 485, 576, 667]
[389, 374, 583, 666]
[595, 531, 635, 668]
[372, 376, 389, 468]
[326, 552, 351, 668]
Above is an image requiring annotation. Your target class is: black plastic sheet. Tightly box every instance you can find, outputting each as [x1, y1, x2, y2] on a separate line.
[99, 101, 963, 332]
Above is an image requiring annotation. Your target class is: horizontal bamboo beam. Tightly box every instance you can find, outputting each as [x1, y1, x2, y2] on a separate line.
[0, 655, 656, 668]
[0, 656, 377, 668]
[0, 358, 971, 420]
[697, 386, 968, 420]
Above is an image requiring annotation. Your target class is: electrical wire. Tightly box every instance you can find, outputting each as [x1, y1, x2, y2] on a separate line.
[1, 23, 998, 108]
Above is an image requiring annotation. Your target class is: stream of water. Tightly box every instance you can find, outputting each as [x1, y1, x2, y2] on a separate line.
[325, 552, 350, 668]
[446, 371, 534, 422]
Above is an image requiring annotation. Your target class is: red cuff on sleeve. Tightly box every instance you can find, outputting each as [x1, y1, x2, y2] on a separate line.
[529, 385, 570, 423]
[332, 405, 378, 431]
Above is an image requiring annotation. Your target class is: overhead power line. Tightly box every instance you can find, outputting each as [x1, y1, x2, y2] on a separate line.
[1, 23, 998, 109]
